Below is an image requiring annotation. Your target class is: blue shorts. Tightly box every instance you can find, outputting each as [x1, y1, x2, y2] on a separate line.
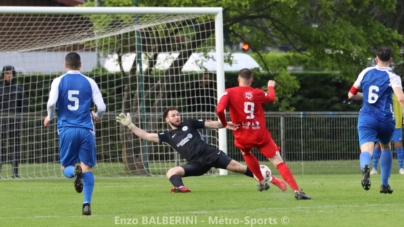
[358, 114, 395, 146]
[374, 128, 402, 143]
[59, 128, 97, 167]
[392, 128, 402, 142]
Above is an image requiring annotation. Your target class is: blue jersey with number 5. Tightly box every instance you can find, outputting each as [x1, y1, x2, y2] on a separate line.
[46, 70, 106, 131]
[354, 66, 402, 121]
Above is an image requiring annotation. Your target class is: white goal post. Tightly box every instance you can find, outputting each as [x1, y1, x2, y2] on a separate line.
[0, 6, 228, 178]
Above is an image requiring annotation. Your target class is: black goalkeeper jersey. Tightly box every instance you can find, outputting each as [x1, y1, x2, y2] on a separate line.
[158, 119, 219, 163]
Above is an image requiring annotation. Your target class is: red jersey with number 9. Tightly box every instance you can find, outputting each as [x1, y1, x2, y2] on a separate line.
[216, 86, 276, 147]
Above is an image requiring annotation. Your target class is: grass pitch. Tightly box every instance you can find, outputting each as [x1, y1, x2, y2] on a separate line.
[1, 172, 404, 227]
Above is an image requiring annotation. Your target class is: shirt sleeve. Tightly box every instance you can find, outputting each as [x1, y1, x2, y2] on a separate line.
[184, 119, 205, 129]
[260, 87, 276, 103]
[158, 132, 168, 144]
[89, 78, 107, 118]
[46, 76, 62, 120]
[389, 72, 403, 89]
[216, 90, 229, 127]
[353, 67, 373, 88]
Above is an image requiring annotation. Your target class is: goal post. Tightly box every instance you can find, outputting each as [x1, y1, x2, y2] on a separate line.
[0, 6, 227, 178]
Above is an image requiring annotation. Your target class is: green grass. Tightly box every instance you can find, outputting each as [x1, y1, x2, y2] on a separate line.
[2, 159, 402, 178]
[1, 173, 404, 227]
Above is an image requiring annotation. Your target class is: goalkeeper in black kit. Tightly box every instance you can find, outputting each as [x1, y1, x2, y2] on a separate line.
[116, 106, 273, 193]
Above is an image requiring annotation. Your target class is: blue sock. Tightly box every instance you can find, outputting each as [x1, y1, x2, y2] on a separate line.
[380, 149, 392, 186]
[63, 166, 75, 178]
[396, 147, 404, 169]
[372, 147, 381, 170]
[359, 152, 372, 170]
[83, 172, 94, 204]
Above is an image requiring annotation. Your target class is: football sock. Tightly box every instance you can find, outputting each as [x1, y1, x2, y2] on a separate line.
[396, 147, 404, 169]
[380, 149, 392, 186]
[63, 165, 75, 178]
[244, 167, 254, 178]
[169, 174, 184, 187]
[242, 151, 264, 182]
[359, 152, 372, 170]
[372, 147, 381, 170]
[276, 162, 299, 191]
[270, 176, 278, 183]
[83, 172, 94, 204]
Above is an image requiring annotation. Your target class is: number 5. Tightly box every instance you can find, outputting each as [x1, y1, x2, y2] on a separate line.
[68, 90, 79, 111]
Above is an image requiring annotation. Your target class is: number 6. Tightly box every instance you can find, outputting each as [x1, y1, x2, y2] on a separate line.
[368, 85, 379, 104]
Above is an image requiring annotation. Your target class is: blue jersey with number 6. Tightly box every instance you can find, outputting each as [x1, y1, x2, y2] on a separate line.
[354, 65, 402, 145]
[46, 70, 106, 132]
[354, 66, 402, 121]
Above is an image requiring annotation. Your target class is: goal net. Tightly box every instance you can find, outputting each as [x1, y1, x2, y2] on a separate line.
[0, 7, 227, 178]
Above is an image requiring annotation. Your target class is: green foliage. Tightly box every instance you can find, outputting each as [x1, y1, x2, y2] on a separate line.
[19, 69, 358, 113]
[83, 0, 404, 80]
[251, 52, 327, 72]
[82, 0, 133, 7]
[272, 70, 300, 111]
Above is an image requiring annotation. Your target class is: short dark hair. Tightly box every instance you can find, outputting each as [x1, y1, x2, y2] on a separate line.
[65, 52, 81, 69]
[377, 46, 392, 62]
[238, 68, 253, 80]
[2, 65, 16, 77]
[163, 106, 178, 119]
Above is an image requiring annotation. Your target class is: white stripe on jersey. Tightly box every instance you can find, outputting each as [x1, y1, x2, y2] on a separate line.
[354, 66, 402, 89]
[46, 70, 106, 120]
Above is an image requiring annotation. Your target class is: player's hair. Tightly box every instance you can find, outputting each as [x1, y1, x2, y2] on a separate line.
[202, 72, 212, 78]
[65, 52, 81, 69]
[238, 68, 253, 80]
[2, 65, 16, 77]
[377, 46, 392, 62]
[163, 106, 178, 119]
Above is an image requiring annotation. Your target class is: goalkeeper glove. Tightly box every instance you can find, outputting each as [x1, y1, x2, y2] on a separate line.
[116, 113, 135, 130]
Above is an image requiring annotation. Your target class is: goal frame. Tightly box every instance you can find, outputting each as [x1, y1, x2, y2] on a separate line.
[0, 6, 228, 175]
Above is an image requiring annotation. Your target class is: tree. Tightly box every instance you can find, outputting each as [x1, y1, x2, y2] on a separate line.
[82, 0, 404, 174]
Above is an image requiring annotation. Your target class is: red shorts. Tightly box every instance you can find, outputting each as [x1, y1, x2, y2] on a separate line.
[234, 130, 279, 159]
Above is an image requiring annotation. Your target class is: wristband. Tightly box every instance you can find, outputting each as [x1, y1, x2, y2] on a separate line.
[128, 123, 135, 131]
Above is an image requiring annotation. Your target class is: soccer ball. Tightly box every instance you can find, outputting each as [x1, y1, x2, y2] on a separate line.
[260, 165, 272, 182]
[254, 165, 272, 182]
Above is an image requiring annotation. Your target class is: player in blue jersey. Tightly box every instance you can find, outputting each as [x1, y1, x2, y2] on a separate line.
[43, 52, 106, 215]
[348, 46, 404, 194]
[370, 94, 404, 175]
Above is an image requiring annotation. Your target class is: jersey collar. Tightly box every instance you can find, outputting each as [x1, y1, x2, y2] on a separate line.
[66, 70, 81, 74]
[375, 65, 392, 71]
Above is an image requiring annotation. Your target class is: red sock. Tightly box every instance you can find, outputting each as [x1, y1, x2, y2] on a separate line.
[242, 152, 263, 182]
[276, 162, 299, 191]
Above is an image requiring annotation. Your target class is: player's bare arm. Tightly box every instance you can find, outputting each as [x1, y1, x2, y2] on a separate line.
[116, 113, 159, 143]
[204, 120, 223, 129]
[348, 85, 363, 100]
[393, 87, 404, 109]
[204, 120, 239, 131]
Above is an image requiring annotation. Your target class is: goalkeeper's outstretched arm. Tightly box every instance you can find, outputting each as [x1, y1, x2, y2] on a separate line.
[204, 120, 239, 131]
[116, 113, 159, 143]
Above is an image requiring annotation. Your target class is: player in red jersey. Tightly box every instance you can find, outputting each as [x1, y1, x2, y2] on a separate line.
[216, 68, 311, 200]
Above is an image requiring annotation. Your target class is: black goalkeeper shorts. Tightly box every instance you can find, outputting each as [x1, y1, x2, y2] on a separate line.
[182, 151, 233, 177]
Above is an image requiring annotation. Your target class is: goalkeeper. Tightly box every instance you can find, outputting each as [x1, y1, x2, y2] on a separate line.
[116, 106, 286, 193]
